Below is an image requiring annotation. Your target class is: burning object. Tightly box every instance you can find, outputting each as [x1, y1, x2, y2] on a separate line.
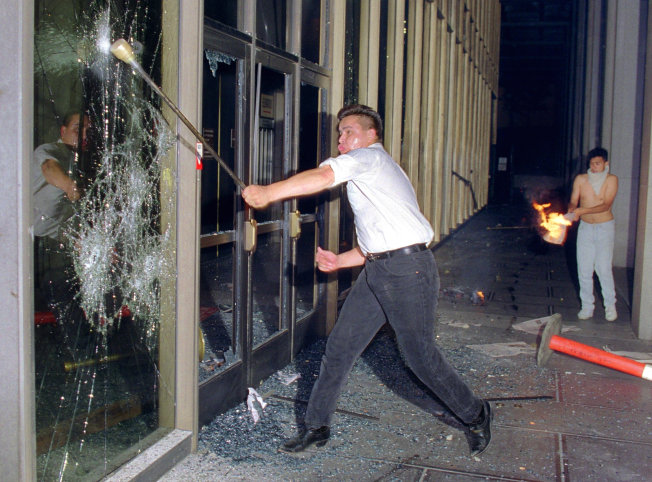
[442, 287, 487, 306]
[472, 291, 485, 305]
[532, 202, 573, 245]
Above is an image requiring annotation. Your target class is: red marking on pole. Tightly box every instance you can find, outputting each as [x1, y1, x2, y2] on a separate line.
[549, 335, 652, 380]
[34, 311, 57, 325]
[196, 142, 203, 170]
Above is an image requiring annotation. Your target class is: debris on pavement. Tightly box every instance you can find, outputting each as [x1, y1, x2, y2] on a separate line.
[467, 342, 536, 358]
[246, 388, 267, 424]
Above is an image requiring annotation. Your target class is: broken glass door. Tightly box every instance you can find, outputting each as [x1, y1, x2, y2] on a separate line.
[198, 49, 241, 383]
[295, 82, 323, 323]
[250, 63, 290, 349]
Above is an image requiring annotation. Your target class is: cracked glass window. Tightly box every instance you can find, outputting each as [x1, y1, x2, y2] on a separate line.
[33, 0, 176, 479]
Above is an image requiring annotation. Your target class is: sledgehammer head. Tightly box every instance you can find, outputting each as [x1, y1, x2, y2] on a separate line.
[536, 313, 562, 367]
[110, 39, 137, 65]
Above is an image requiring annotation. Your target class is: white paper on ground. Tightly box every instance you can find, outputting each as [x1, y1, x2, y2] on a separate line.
[512, 316, 580, 336]
[276, 371, 301, 385]
[246, 387, 268, 423]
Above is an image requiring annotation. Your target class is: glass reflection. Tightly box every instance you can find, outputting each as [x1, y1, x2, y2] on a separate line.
[301, 0, 321, 63]
[201, 51, 237, 235]
[296, 83, 320, 318]
[256, 0, 287, 49]
[198, 49, 240, 381]
[199, 244, 237, 382]
[205, 0, 238, 28]
[33, 0, 172, 478]
[252, 231, 282, 346]
[250, 65, 286, 346]
[253, 66, 286, 223]
[296, 222, 316, 318]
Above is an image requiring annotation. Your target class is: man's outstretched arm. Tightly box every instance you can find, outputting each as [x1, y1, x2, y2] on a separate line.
[242, 165, 335, 209]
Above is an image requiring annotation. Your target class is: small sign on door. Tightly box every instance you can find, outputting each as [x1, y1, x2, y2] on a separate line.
[261, 94, 274, 118]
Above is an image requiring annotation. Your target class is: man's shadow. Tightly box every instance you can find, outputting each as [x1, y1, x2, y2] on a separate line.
[290, 324, 466, 432]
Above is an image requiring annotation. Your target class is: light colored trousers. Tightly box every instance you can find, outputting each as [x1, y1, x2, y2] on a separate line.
[576, 219, 616, 310]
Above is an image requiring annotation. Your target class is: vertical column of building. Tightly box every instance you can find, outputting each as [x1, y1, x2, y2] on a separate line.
[402, 0, 425, 187]
[384, 0, 407, 162]
[1, 2, 35, 480]
[432, 2, 450, 242]
[419, 0, 439, 221]
[633, 3, 652, 341]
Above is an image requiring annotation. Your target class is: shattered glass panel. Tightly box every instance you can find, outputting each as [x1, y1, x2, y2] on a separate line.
[198, 50, 239, 382]
[204, 49, 236, 77]
[33, 0, 175, 479]
[252, 231, 282, 346]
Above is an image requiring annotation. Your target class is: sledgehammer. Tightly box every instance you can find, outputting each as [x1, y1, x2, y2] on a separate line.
[536, 314, 652, 381]
[110, 39, 246, 190]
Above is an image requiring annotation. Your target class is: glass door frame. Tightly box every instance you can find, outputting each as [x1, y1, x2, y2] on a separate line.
[198, 24, 251, 425]
[291, 65, 331, 354]
[246, 47, 297, 387]
[197, 20, 331, 424]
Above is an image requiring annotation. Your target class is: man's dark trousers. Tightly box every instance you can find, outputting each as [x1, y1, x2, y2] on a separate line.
[304, 248, 483, 428]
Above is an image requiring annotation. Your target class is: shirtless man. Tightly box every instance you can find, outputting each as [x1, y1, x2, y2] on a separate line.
[567, 147, 619, 321]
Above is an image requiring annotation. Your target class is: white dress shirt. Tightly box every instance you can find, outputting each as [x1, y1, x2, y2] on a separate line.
[320, 143, 434, 254]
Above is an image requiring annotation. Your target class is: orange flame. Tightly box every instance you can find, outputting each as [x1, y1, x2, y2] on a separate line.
[472, 290, 485, 305]
[533, 202, 572, 245]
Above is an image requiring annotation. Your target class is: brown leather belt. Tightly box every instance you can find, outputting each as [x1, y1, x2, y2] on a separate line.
[365, 243, 427, 261]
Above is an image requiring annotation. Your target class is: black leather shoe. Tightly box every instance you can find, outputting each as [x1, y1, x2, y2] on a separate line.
[466, 400, 493, 456]
[279, 426, 330, 453]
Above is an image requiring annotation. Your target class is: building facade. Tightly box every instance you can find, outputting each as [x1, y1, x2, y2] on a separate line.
[3, 0, 652, 480]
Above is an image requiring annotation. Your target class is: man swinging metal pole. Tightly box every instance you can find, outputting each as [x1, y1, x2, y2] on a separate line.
[243, 104, 493, 457]
[110, 39, 246, 190]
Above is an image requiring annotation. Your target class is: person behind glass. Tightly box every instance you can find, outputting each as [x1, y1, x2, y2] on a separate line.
[32, 111, 88, 316]
[567, 147, 619, 321]
[242, 104, 492, 456]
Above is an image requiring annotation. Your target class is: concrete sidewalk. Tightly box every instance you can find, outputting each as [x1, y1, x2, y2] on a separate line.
[162, 205, 652, 481]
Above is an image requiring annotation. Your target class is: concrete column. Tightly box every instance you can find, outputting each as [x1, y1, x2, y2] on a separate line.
[632, 4, 652, 341]
[601, 0, 646, 268]
[0, 1, 36, 480]
[358, 0, 380, 108]
[174, 0, 202, 444]
[581, 0, 604, 154]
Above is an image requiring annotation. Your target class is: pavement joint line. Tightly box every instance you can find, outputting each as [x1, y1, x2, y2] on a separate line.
[556, 432, 569, 482]
[486, 395, 554, 401]
[314, 451, 542, 481]
[268, 394, 381, 421]
[497, 423, 652, 446]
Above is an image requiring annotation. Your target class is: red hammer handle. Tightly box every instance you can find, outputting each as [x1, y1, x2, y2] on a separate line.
[549, 335, 652, 380]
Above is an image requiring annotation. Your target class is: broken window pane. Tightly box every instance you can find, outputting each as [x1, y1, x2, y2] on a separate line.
[33, 1, 176, 478]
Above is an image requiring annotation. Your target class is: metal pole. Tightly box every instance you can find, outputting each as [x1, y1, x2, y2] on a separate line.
[110, 39, 246, 190]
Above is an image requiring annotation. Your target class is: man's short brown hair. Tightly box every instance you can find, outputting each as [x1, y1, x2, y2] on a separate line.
[337, 104, 383, 140]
